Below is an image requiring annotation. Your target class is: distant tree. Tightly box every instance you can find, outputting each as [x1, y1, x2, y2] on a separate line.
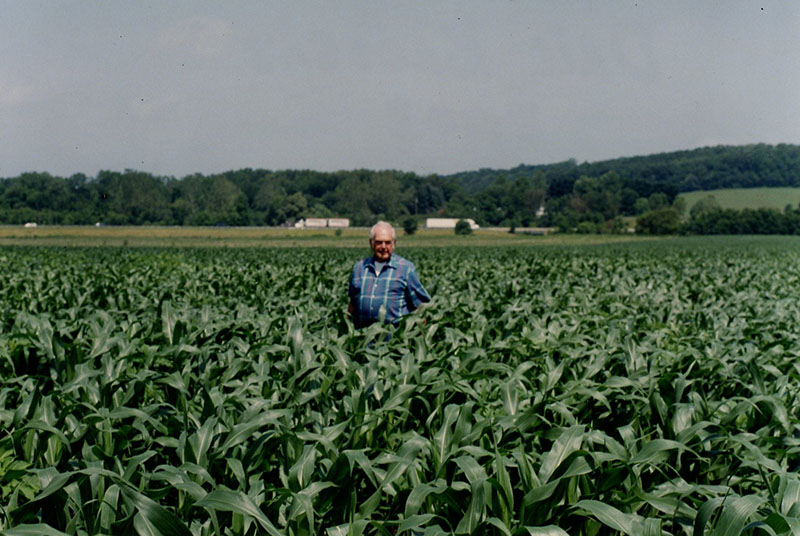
[253, 180, 288, 225]
[672, 196, 687, 217]
[282, 192, 308, 223]
[684, 206, 798, 235]
[366, 172, 407, 220]
[619, 187, 639, 215]
[633, 197, 650, 215]
[689, 195, 720, 220]
[170, 198, 194, 225]
[476, 175, 512, 225]
[648, 192, 669, 210]
[785, 208, 800, 234]
[680, 174, 701, 191]
[95, 170, 171, 224]
[402, 217, 418, 235]
[454, 219, 473, 235]
[307, 202, 333, 219]
[414, 182, 445, 213]
[509, 176, 545, 225]
[333, 175, 372, 226]
[636, 208, 681, 235]
[603, 217, 629, 234]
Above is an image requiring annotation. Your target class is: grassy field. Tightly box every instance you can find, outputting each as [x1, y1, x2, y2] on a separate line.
[0, 225, 657, 248]
[679, 187, 800, 212]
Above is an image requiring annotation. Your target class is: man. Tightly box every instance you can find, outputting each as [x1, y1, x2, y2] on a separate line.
[348, 221, 430, 328]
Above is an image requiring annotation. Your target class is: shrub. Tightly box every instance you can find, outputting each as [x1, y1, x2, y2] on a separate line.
[454, 219, 472, 235]
[636, 207, 681, 235]
[402, 217, 418, 235]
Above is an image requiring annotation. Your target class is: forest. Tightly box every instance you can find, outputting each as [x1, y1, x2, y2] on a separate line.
[1, 143, 799, 233]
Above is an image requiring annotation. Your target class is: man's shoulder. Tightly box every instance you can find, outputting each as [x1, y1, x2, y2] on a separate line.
[390, 254, 417, 270]
[353, 256, 372, 268]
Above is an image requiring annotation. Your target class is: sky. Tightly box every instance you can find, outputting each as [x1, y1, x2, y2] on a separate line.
[2, 1, 799, 179]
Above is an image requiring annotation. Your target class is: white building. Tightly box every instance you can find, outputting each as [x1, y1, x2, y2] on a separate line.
[424, 218, 479, 230]
[327, 218, 350, 228]
[294, 218, 350, 229]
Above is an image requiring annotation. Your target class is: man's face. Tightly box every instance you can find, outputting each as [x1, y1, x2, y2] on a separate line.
[370, 226, 395, 262]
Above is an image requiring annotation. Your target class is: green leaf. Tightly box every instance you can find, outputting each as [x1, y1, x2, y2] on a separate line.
[454, 455, 488, 485]
[133, 511, 160, 536]
[630, 438, 688, 465]
[500, 381, 518, 416]
[21, 421, 69, 452]
[523, 526, 570, 536]
[405, 480, 448, 518]
[187, 417, 217, 466]
[195, 489, 282, 536]
[326, 520, 368, 536]
[161, 301, 178, 345]
[398, 514, 436, 533]
[694, 497, 726, 536]
[538, 425, 584, 483]
[780, 476, 800, 515]
[120, 485, 192, 536]
[455, 476, 486, 534]
[572, 499, 643, 536]
[99, 483, 121, 533]
[710, 494, 767, 536]
[485, 517, 512, 536]
[1, 524, 70, 536]
[26, 470, 73, 504]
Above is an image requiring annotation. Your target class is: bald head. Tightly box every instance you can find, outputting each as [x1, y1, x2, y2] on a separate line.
[369, 221, 395, 262]
[369, 221, 396, 241]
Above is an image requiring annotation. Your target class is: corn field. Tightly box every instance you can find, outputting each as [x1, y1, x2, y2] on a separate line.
[2, 237, 800, 535]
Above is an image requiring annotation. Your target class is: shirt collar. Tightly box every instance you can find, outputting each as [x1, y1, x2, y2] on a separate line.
[368, 254, 398, 270]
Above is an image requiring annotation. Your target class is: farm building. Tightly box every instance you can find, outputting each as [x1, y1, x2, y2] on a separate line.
[294, 218, 350, 229]
[424, 218, 479, 230]
[327, 218, 349, 228]
[300, 218, 328, 229]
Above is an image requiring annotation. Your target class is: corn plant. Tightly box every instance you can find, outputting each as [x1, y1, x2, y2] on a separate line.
[1, 237, 800, 534]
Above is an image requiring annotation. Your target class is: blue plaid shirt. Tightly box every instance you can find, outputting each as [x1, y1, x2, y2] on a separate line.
[349, 254, 430, 328]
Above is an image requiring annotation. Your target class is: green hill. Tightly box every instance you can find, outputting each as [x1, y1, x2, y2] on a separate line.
[679, 187, 800, 213]
[446, 143, 800, 196]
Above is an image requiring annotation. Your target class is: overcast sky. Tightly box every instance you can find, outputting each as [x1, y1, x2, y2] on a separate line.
[2, 1, 799, 179]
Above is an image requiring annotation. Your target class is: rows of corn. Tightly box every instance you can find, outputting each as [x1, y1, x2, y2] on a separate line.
[2, 237, 800, 535]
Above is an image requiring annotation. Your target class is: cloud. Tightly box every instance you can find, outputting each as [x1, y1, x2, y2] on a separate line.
[156, 16, 235, 60]
[0, 80, 39, 107]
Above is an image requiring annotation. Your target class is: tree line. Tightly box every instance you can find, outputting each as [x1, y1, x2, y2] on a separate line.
[1, 143, 799, 230]
[636, 198, 800, 236]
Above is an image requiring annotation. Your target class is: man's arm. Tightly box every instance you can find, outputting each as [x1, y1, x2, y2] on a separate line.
[404, 264, 431, 312]
[348, 261, 360, 323]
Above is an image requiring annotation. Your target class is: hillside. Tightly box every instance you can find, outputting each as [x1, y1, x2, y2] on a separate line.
[445, 143, 800, 197]
[679, 187, 800, 212]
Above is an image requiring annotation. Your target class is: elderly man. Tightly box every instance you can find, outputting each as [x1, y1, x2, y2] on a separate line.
[348, 221, 430, 329]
